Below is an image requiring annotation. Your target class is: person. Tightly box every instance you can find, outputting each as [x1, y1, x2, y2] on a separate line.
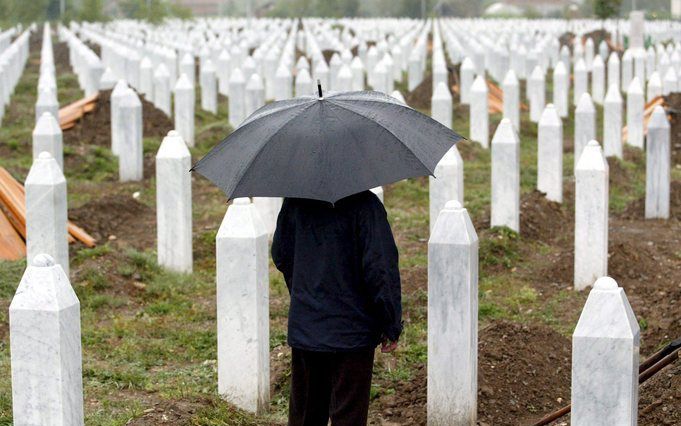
[272, 190, 402, 426]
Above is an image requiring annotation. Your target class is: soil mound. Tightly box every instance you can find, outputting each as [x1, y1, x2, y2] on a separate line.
[520, 190, 570, 243]
[372, 364, 426, 424]
[639, 360, 681, 426]
[478, 321, 571, 425]
[69, 194, 154, 248]
[372, 321, 573, 426]
[620, 181, 681, 220]
[558, 32, 575, 50]
[582, 29, 611, 49]
[62, 89, 174, 150]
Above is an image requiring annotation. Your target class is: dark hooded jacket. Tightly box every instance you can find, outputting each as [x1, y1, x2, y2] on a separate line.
[271, 191, 402, 352]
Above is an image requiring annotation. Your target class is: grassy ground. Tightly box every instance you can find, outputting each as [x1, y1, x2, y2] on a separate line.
[0, 36, 675, 425]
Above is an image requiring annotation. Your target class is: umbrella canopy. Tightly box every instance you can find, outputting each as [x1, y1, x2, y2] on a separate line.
[192, 90, 463, 203]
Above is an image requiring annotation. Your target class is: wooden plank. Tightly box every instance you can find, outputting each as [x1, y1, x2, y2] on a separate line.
[0, 168, 26, 238]
[0, 208, 25, 261]
[0, 167, 88, 245]
[68, 222, 96, 248]
[58, 92, 99, 130]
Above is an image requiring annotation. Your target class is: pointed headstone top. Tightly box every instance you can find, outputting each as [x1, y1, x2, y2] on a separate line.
[471, 75, 487, 93]
[648, 105, 670, 130]
[218, 197, 268, 239]
[429, 198, 478, 245]
[491, 118, 518, 145]
[350, 56, 364, 69]
[573, 276, 639, 339]
[592, 54, 604, 67]
[157, 130, 191, 159]
[576, 140, 608, 172]
[230, 67, 245, 83]
[607, 51, 620, 65]
[34, 112, 61, 135]
[628, 76, 643, 94]
[530, 65, 544, 80]
[604, 83, 622, 103]
[275, 64, 291, 78]
[112, 79, 129, 94]
[175, 73, 194, 90]
[648, 71, 662, 87]
[26, 151, 65, 185]
[247, 73, 264, 90]
[575, 58, 586, 71]
[503, 69, 518, 85]
[576, 92, 595, 113]
[182, 52, 196, 64]
[539, 104, 561, 127]
[202, 59, 216, 73]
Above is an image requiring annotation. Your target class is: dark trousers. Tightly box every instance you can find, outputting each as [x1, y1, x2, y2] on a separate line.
[288, 348, 375, 426]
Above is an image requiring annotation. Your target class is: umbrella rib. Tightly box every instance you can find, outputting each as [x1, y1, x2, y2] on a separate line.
[332, 96, 464, 142]
[325, 100, 435, 175]
[230, 102, 319, 197]
[191, 101, 309, 173]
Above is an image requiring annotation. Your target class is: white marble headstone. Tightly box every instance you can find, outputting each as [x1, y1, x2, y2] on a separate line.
[10, 254, 84, 426]
[216, 198, 270, 414]
[427, 200, 478, 425]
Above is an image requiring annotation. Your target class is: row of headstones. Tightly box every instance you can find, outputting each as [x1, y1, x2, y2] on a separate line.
[8, 125, 190, 424]
[34, 24, 65, 169]
[0, 26, 31, 126]
[430, 76, 671, 291]
[462, 56, 669, 150]
[8, 193, 641, 425]
[81, 16, 422, 92]
[442, 11, 681, 98]
[57, 26, 103, 97]
[427, 199, 640, 425]
[82, 18, 422, 142]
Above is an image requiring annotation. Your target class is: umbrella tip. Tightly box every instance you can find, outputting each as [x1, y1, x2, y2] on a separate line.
[317, 79, 323, 99]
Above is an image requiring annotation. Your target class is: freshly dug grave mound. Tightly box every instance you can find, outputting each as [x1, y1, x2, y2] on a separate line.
[558, 32, 576, 50]
[371, 321, 572, 426]
[478, 321, 572, 426]
[69, 194, 155, 249]
[405, 69, 456, 112]
[519, 190, 571, 244]
[639, 361, 681, 426]
[620, 181, 681, 221]
[581, 29, 611, 49]
[62, 89, 174, 150]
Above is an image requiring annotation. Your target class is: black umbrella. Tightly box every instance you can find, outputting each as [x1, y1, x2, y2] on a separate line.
[192, 86, 463, 203]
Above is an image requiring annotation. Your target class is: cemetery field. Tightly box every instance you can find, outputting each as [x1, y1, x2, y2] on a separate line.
[0, 30, 680, 426]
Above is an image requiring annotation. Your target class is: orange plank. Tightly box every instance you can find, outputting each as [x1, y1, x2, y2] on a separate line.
[0, 208, 25, 261]
[68, 222, 96, 247]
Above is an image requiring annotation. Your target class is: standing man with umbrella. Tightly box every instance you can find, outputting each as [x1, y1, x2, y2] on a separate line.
[272, 189, 401, 425]
[192, 85, 462, 425]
